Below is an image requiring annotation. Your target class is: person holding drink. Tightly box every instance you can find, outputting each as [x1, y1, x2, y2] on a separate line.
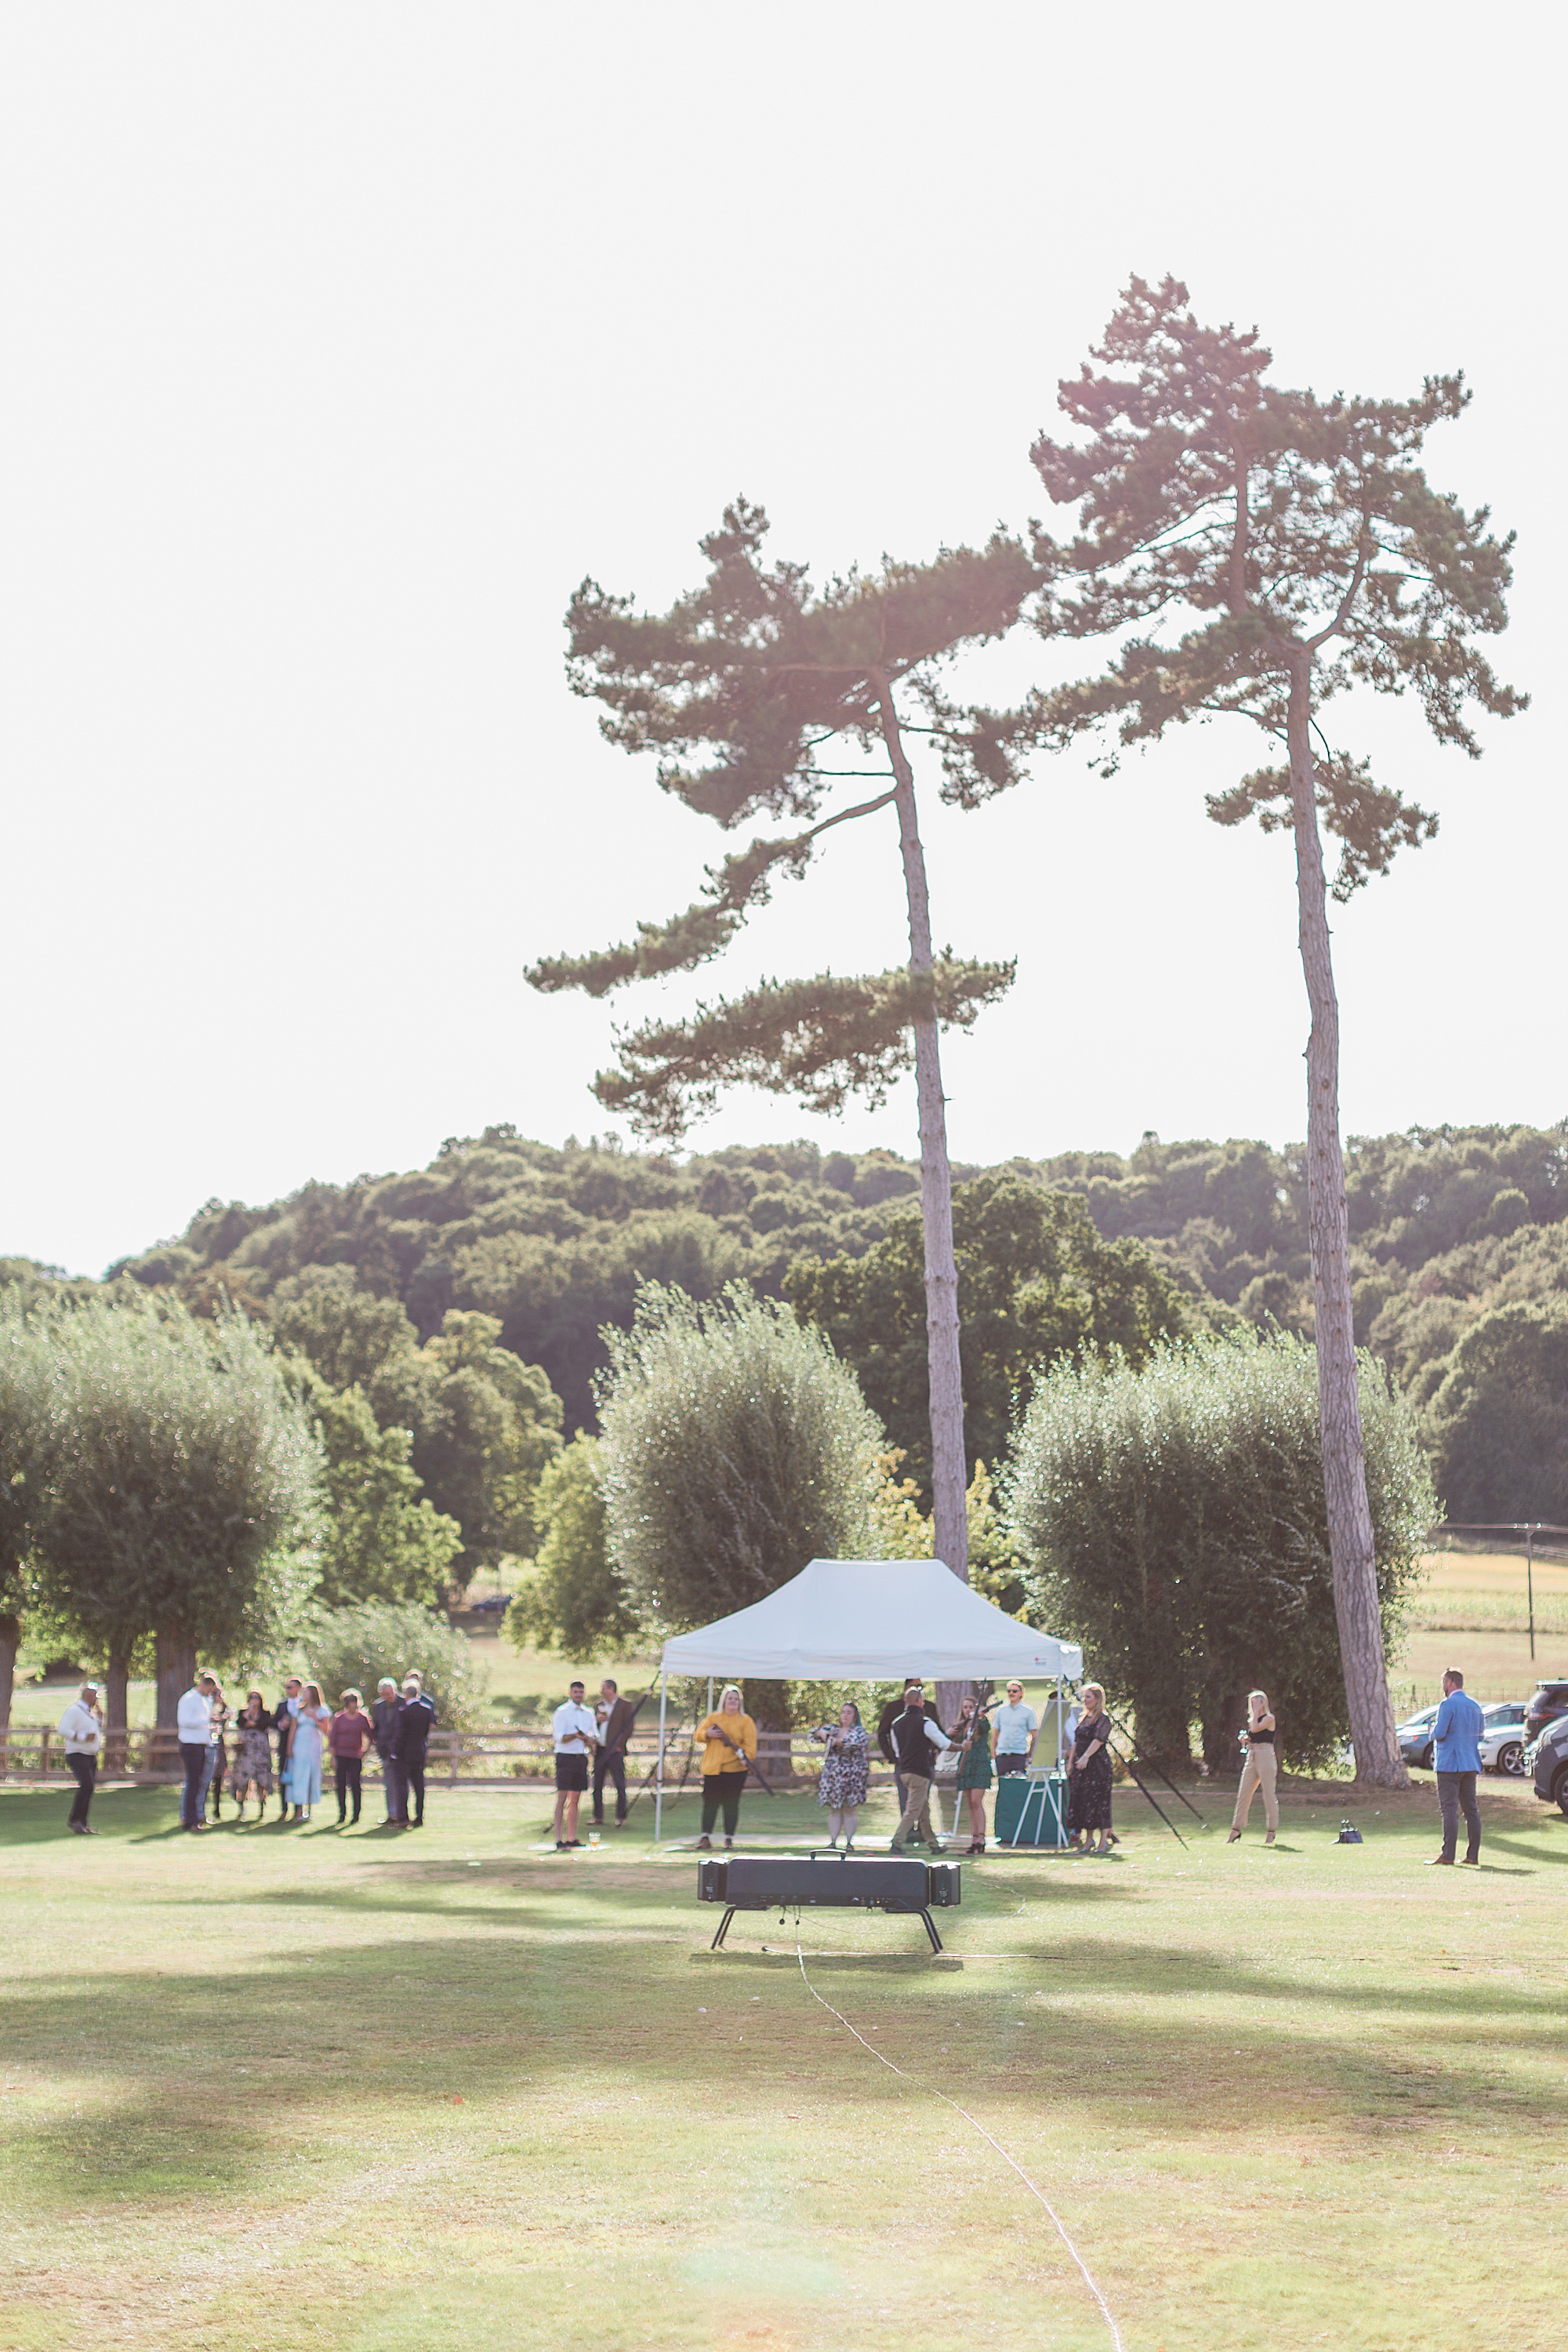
[694, 1686, 757, 1851]
[950, 1693, 994, 1854]
[811, 1702, 870, 1849]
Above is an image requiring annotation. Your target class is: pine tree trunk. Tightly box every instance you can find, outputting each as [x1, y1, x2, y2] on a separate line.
[874, 680, 968, 1598]
[1287, 658, 1407, 1788]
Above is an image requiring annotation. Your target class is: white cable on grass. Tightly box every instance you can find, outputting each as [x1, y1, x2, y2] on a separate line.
[795, 1942, 1126, 2352]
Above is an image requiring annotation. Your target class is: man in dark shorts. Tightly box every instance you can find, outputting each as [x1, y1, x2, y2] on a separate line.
[552, 1679, 597, 1850]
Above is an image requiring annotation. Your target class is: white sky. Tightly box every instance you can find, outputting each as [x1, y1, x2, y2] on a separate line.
[2, 4, 1559, 1277]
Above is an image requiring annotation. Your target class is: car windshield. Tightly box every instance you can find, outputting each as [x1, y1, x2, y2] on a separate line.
[1397, 1708, 1439, 1731]
[1483, 1704, 1521, 1726]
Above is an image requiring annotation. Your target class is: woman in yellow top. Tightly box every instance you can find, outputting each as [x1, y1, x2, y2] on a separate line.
[693, 1685, 757, 1850]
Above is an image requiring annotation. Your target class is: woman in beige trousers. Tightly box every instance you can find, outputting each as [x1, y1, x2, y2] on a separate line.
[1228, 1690, 1278, 1843]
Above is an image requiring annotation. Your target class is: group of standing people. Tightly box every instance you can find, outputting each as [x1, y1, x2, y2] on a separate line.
[550, 1676, 641, 1849]
[53, 1668, 437, 1835]
[178, 1671, 437, 1829]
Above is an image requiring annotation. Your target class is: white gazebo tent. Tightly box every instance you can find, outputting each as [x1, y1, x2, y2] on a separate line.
[652, 1558, 1084, 1841]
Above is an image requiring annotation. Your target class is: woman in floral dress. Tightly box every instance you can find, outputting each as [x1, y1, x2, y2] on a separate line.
[812, 1702, 870, 1849]
[229, 1689, 275, 1823]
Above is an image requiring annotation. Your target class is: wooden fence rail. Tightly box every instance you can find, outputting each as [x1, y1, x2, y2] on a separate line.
[0, 1725, 912, 1790]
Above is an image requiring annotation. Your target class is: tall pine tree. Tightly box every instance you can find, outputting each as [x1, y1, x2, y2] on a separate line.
[531, 500, 1040, 1581]
[1021, 278, 1523, 1783]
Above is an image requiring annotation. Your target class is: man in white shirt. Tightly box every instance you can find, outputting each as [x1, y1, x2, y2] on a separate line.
[551, 1679, 597, 1851]
[58, 1682, 105, 1835]
[993, 1682, 1040, 1778]
[176, 1674, 218, 1831]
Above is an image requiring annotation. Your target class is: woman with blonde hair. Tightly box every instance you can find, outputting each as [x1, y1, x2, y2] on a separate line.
[1065, 1682, 1114, 1855]
[1228, 1690, 1278, 1844]
[693, 1684, 757, 1851]
[285, 1682, 330, 1822]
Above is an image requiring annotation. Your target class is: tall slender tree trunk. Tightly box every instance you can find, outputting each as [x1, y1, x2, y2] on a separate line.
[106, 1647, 130, 1774]
[1287, 657, 1407, 1788]
[876, 678, 969, 1587]
[876, 678, 970, 1744]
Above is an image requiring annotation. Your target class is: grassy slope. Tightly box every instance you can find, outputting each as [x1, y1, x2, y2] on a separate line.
[2, 1768, 1566, 2352]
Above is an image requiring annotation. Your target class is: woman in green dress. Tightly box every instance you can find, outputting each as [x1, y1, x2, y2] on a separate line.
[950, 1695, 994, 1854]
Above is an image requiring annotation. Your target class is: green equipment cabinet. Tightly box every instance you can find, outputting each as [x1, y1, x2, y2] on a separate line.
[994, 1769, 1069, 1848]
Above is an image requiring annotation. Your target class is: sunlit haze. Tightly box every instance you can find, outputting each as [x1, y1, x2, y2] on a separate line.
[2, 4, 1559, 1276]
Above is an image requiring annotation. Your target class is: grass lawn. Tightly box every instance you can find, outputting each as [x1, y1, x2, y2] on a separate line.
[3, 1765, 1566, 2352]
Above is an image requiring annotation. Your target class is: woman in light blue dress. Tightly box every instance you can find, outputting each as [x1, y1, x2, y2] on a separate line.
[286, 1682, 329, 1820]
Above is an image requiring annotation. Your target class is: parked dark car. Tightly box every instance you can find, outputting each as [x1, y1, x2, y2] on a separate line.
[1396, 1704, 1442, 1770]
[1524, 1681, 1568, 1744]
[1530, 1711, 1568, 1814]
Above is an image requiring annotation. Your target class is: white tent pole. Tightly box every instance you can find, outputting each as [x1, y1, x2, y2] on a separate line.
[655, 1668, 667, 1844]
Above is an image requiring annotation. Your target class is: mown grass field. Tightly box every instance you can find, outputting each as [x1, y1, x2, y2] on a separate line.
[4, 1760, 1566, 2352]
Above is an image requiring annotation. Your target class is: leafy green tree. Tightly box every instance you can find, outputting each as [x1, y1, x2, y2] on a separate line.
[297, 1372, 463, 1609]
[270, 1267, 420, 1389]
[1023, 279, 1522, 1784]
[597, 1281, 880, 1727]
[267, 1268, 562, 1585]
[506, 1433, 639, 1661]
[33, 1298, 319, 1731]
[1426, 1301, 1568, 1525]
[786, 1171, 1192, 1494]
[368, 1311, 561, 1585]
[1007, 1334, 1435, 1767]
[302, 1598, 487, 1734]
[531, 500, 1044, 1583]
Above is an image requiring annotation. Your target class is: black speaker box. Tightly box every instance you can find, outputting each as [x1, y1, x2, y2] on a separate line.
[696, 1854, 960, 1912]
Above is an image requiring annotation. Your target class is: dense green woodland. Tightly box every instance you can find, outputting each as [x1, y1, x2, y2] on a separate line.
[9, 1116, 1566, 1559]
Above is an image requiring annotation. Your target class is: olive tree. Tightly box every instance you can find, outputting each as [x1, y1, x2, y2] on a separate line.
[1007, 1332, 1434, 1768]
[0, 1299, 52, 1734]
[34, 1296, 319, 1733]
[597, 1281, 880, 1726]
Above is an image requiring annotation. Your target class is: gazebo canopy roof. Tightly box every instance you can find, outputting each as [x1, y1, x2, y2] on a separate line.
[658, 1558, 1083, 1682]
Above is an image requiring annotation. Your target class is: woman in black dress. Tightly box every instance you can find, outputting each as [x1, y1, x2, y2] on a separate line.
[1066, 1682, 1114, 1854]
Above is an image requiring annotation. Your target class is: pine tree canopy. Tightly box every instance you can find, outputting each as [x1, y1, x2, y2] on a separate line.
[528, 499, 1039, 1135]
[590, 960, 1016, 1141]
[1017, 274, 1524, 892]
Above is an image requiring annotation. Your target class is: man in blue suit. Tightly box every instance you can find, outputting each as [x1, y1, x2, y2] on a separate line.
[1428, 1668, 1486, 1866]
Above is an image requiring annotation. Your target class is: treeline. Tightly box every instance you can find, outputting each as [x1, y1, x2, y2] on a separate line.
[34, 1113, 1565, 1524]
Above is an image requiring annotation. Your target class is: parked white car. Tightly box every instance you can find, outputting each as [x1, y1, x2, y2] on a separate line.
[1397, 1698, 1526, 1774]
[1478, 1700, 1528, 1777]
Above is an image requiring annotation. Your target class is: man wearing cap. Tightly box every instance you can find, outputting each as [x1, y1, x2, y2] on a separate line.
[58, 1682, 105, 1835]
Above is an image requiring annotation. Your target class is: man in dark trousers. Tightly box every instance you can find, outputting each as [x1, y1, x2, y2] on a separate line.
[592, 1678, 637, 1828]
[392, 1673, 437, 1828]
[887, 1684, 953, 1854]
[370, 1677, 403, 1823]
[877, 1679, 945, 1840]
[1428, 1666, 1486, 1867]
